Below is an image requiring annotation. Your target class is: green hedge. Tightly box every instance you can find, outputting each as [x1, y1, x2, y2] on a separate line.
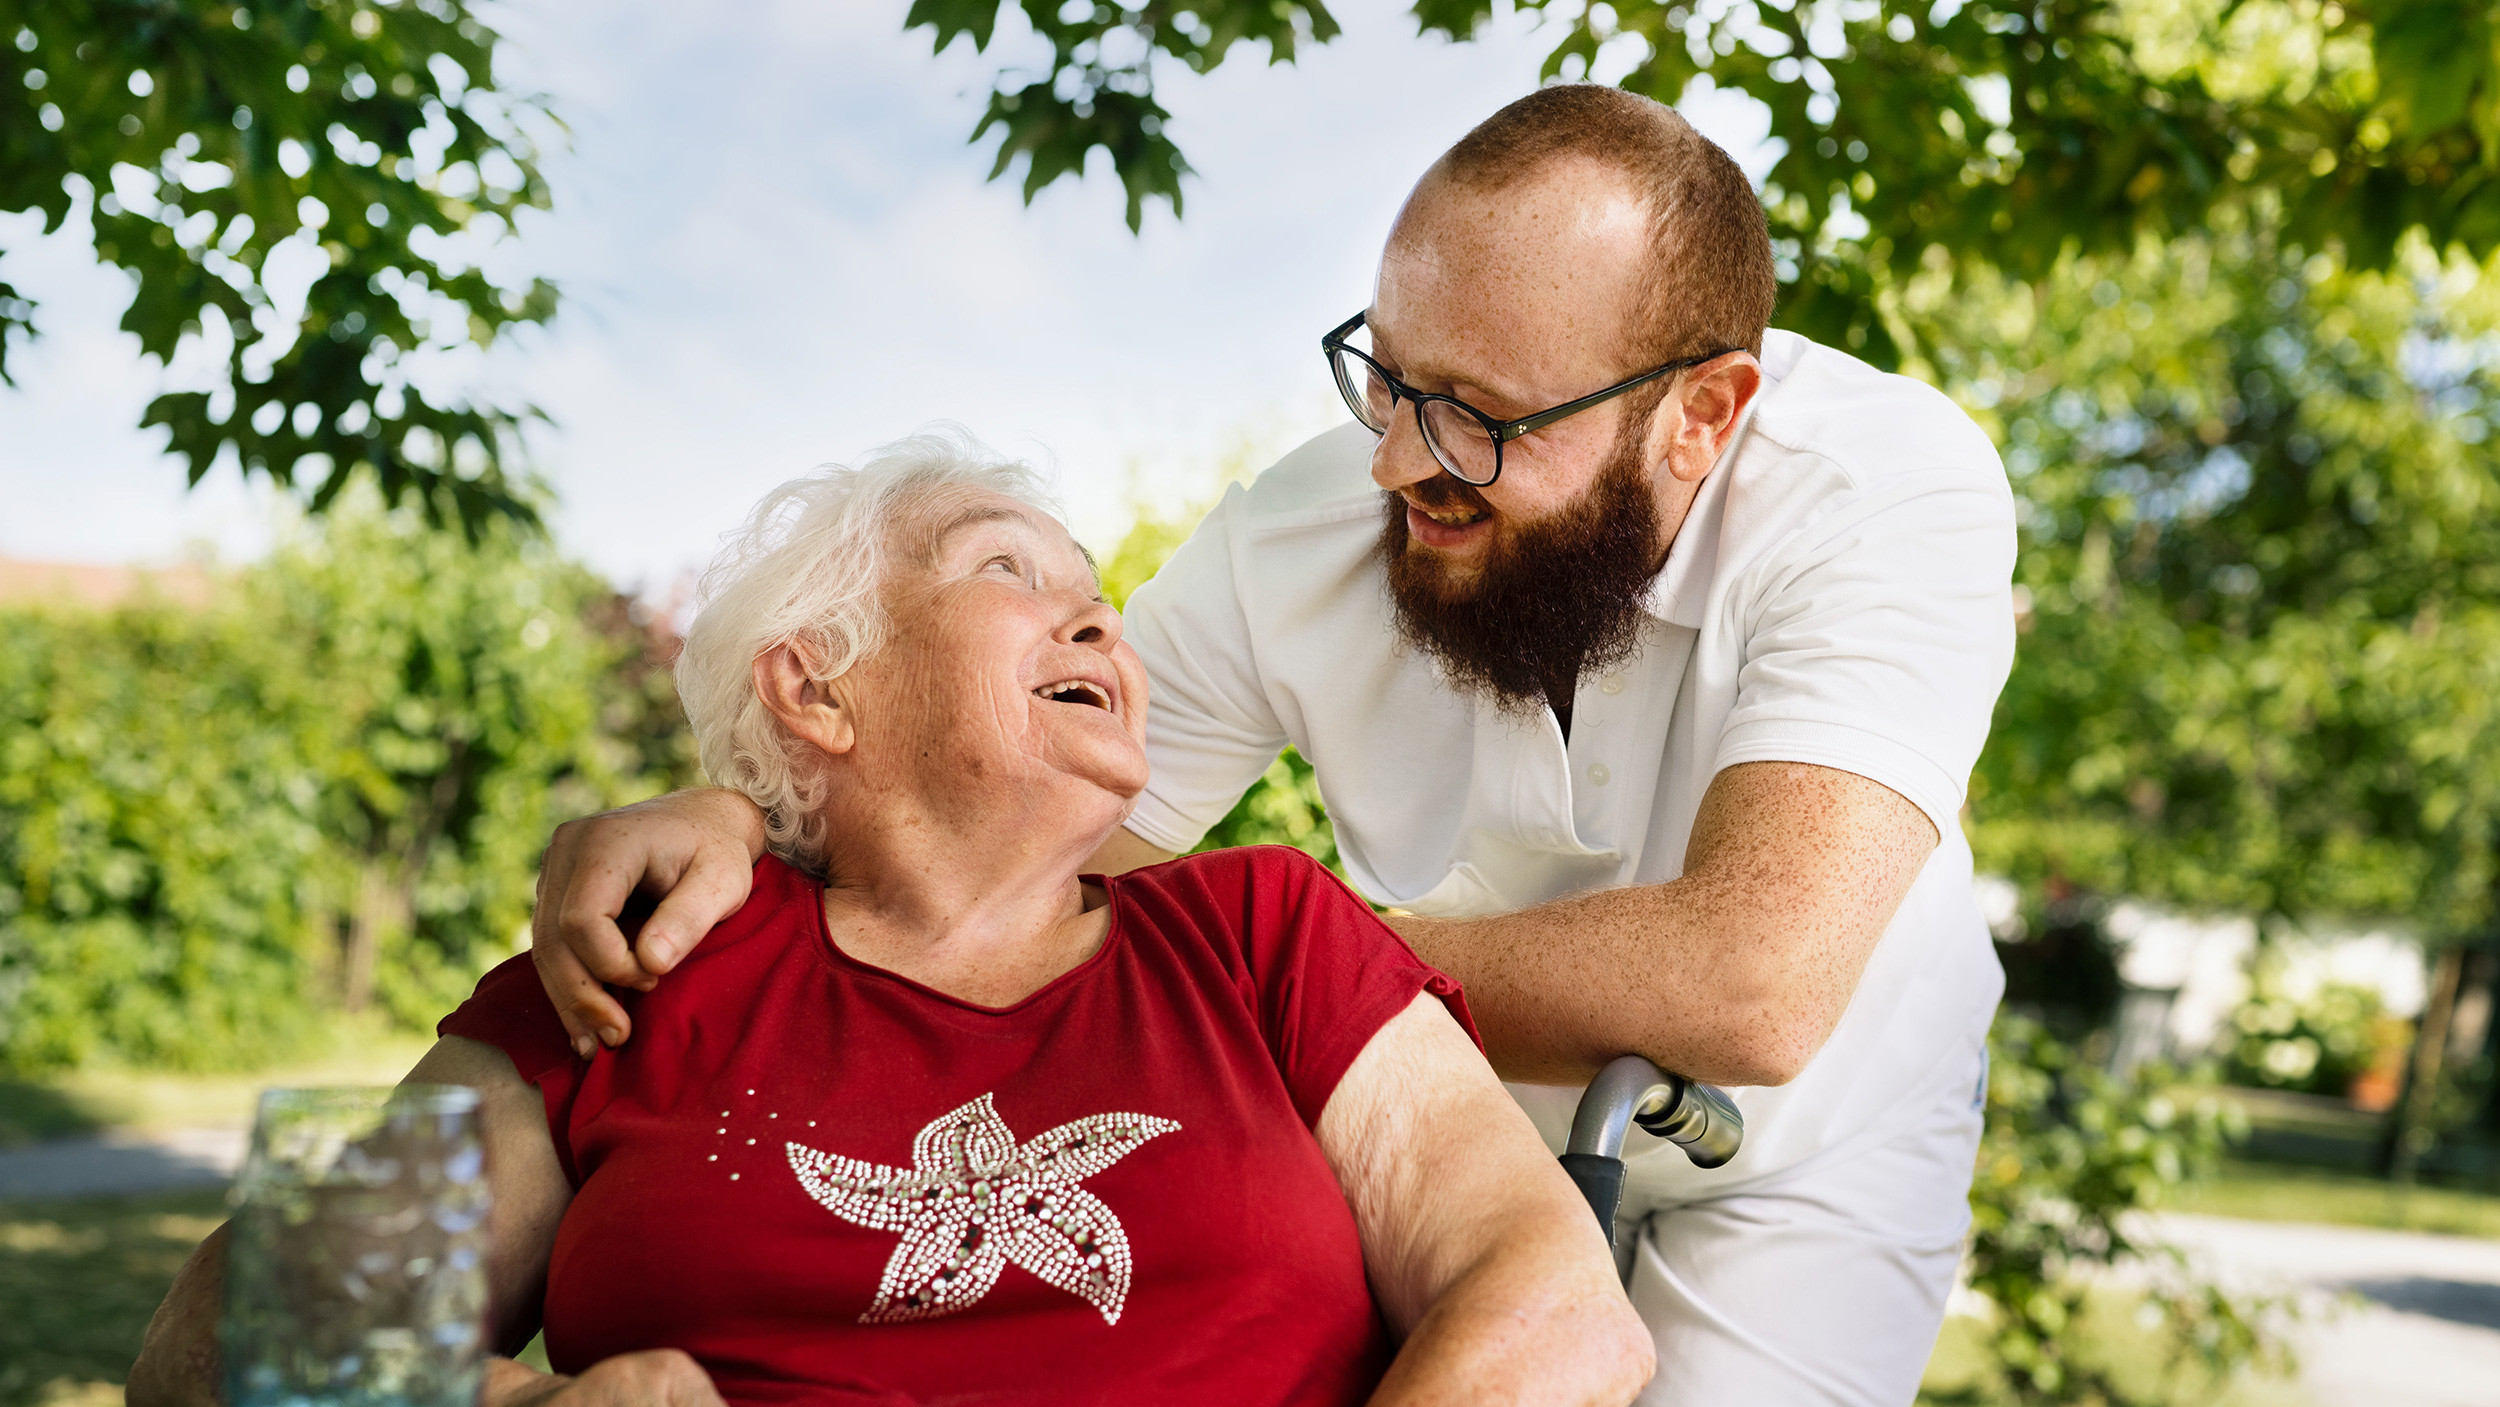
[0, 497, 693, 1071]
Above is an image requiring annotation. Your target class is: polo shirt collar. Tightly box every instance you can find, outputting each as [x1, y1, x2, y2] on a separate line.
[1639, 331, 1804, 629]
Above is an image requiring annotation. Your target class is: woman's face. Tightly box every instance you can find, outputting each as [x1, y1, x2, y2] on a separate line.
[833, 492, 1149, 819]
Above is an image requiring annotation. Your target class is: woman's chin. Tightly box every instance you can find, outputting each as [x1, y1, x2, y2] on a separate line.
[1055, 739, 1151, 812]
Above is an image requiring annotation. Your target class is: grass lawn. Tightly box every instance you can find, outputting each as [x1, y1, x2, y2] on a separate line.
[0, 1188, 224, 1407]
[0, 1020, 438, 1147]
[1920, 1289, 2312, 1407]
[2173, 1157, 2500, 1238]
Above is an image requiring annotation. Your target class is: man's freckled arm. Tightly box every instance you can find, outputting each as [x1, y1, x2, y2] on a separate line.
[1383, 760, 1938, 1088]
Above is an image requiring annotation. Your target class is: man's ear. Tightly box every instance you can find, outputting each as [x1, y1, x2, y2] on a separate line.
[753, 645, 855, 757]
[1659, 353, 1765, 485]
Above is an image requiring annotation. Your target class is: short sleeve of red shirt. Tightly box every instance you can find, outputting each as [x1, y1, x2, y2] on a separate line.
[439, 952, 592, 1184]
[1109, 844, 1479, 1126]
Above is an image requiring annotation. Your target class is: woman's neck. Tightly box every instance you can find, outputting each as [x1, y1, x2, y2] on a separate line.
[810, 788, 1122, 1007]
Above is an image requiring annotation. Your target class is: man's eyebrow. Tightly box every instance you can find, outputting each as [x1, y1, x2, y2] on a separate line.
[1369, 318, 1536, 411]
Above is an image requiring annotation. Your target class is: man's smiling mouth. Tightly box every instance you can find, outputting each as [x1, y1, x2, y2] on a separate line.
[1033, 680, 1112, 709]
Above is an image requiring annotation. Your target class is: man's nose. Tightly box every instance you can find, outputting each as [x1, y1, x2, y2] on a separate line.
[1369, 409, 1443, 493]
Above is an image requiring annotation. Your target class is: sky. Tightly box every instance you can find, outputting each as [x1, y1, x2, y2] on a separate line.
[0, 1, 1771, 594]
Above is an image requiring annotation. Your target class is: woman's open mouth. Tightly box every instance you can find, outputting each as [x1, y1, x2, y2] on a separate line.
[1033, 679, 1112, 710]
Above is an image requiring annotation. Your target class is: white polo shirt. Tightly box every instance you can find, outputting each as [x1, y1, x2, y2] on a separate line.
[1119, 330, 2017, 1200]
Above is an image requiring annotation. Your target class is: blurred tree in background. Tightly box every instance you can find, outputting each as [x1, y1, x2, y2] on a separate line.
[0, 0, 557, 530]
[1950, 1018, 2281, 1406]
[910, 0, 2500, 366]
[0, 490, 694, 1070]
[1939, 226, 2500, 939]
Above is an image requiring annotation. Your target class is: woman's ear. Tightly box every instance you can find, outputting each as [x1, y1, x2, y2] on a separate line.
[753, 645, 856, 756]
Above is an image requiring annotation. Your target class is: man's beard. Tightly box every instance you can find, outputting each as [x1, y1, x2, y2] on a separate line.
[1378, 431, 1666, 717]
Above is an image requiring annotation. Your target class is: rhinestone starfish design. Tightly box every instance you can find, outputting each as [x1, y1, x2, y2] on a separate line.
[786, 1093, 1181, 1325]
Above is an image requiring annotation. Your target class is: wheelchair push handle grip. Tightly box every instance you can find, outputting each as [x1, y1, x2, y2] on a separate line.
[1565, 1053, 1743, 1168]
[1561, 1055, 1745, 1242]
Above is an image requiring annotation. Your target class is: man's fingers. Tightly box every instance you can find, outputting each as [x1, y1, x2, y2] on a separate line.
[635, 851, 755, 975]
[530, 940, 631, 1060]
[529, 819, 584, 956]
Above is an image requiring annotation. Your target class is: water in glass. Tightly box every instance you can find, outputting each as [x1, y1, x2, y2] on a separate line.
[222, 1085, 491, 1407]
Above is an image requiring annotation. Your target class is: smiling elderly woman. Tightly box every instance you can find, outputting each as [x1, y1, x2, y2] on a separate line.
[131, 434, 1650, 1407]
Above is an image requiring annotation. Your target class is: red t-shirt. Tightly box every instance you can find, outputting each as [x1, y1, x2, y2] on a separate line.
[440, 845, 1473, 1406]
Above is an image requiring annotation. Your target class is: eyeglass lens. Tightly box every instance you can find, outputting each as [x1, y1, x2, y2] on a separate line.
[1330, 346, 1396, 435]
[1417, 400, 1499, 484]
[1329, 345, 1502, 485]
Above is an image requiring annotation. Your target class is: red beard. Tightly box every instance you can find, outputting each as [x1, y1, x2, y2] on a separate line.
[1378, 431, 1666, 715]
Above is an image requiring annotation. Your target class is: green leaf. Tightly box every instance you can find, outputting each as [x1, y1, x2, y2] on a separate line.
[0, 0, 559, 528]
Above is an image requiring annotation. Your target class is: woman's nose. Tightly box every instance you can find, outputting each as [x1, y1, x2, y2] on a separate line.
[1059, 593, 1123, 649]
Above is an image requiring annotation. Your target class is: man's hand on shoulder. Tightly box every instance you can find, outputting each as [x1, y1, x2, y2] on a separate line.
[532, 787, 768, 1058]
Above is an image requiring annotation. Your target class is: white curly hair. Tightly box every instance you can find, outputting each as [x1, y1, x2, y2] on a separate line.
[674, 429, 1064, 872]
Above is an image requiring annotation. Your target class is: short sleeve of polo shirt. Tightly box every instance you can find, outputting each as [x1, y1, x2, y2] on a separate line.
[1119, 484, 1295, 854]
[1712, 468, 2017, 837]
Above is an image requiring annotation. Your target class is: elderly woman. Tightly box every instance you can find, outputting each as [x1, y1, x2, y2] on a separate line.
[131, 435, 1650, 1407]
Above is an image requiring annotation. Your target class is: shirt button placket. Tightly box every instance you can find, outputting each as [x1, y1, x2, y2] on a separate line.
[1587, 763, 1611, 787]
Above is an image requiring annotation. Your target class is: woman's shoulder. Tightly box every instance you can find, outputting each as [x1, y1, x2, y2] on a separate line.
[1111, 844, 1344, 907]
[438, 855, 818, 1056]
[676, 852, 822, 963]
[1108, 846, 1395, 969]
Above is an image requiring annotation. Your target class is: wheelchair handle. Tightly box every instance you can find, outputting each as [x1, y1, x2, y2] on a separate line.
[1558, 1055, 1744, 1243]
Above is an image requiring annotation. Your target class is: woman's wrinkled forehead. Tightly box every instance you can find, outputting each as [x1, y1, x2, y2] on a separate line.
[909, 491, 1100, 589]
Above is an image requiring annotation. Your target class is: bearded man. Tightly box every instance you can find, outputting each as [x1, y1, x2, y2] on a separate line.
[531, 85, 2015, 1405]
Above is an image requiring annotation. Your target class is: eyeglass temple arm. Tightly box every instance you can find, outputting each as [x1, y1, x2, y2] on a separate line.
[1498, 351, 1732, 443]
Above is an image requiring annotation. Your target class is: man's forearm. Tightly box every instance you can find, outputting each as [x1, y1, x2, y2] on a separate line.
[1386, 761, 1936, 1086]
[1387, 876, 1810, 1086]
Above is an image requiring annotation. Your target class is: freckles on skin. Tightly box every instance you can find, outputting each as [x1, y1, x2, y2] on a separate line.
[1375, 160, 1654, 406]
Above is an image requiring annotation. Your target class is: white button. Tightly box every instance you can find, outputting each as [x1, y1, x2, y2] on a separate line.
[1587, 763, 1611, 786]
[1599, 674, 1626, 695]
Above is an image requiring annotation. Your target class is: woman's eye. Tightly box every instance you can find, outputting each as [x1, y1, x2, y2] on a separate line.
[984, 555, 1021, 575]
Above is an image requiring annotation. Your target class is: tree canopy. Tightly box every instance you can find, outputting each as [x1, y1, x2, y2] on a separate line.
[909, 0, 2500, 365]
[1946, 223, 2500, 941]
[0, 0, 555, 531]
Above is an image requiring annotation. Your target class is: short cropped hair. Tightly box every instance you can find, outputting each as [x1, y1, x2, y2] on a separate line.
[675, 430, 1062, 871]
[1432, 84, 1776, 367]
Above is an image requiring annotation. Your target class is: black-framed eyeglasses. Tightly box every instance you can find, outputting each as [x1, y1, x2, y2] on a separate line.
[1322, 311, 1738, 487]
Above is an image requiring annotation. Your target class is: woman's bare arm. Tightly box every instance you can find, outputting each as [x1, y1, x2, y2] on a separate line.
[128, 1037, 577, 1407]
[1316, 994, 1655, 1407]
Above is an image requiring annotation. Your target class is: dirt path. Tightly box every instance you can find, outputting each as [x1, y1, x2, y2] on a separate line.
[0, 1127, 245, 1199]
[2153, 1212, 2500, 1407]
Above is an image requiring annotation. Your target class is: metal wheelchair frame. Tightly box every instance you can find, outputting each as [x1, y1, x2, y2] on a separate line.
[1559, 1056, 1744, 1255]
